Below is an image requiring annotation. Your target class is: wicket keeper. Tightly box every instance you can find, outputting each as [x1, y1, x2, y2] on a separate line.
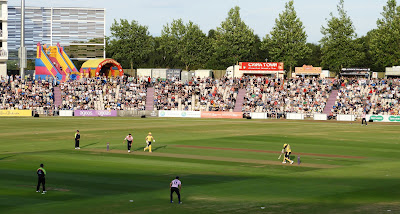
[282, 143, 294, 164]
[144, 132, 155, 152]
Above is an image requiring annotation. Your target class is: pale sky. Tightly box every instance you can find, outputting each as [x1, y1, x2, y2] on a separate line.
[9, 0, 389, 43]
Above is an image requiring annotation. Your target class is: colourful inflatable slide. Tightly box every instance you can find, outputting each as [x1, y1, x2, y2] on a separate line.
[35, 42, 79, 82]
[56, 43, 81, 80]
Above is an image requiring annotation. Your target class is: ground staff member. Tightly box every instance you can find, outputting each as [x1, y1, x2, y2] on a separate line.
[170, 176, 182, 204]
[144, 132, 155, 153]
[124, 133, 133, 153]
[36, 164, 47, 194]
[75, 130, 80, 149]
[282, 143, 294, 164]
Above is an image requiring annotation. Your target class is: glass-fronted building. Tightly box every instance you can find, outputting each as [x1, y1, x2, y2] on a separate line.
[0, 0, 8, 77]
[8, 6, 105, 60]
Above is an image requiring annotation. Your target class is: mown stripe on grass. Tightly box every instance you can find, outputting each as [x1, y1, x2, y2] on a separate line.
[174, 145, 366, 159]
[87, 149, 338, 169]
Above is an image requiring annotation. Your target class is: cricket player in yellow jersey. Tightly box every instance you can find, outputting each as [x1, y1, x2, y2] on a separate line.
[144, 132, 155, 152]
[282, 143, 294, 164]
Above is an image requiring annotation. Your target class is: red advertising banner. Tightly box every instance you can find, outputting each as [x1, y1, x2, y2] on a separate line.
[239, 62, 284, 71]
[201, 112, 243, 119]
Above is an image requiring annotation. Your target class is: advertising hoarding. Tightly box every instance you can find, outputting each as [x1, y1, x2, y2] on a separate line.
[239, 62, 284, 71]
[0, 110, 32, 116]
[367, 115, 400, 122]
[74, 110, 117, 117]
[158, 110, 201, 118]
[201, 112, 243, 119]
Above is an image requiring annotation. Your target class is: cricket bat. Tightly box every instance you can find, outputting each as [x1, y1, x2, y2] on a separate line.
[278, 149, 284, 159]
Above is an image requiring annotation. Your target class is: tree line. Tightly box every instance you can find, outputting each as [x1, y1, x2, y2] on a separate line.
[106, 0, 400, 74]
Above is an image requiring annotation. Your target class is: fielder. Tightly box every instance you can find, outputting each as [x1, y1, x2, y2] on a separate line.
[170, 176, 182, 204]
[144, 132, 155, 152]
[36, 164, 47, 194]
[281, 143, 294, 164]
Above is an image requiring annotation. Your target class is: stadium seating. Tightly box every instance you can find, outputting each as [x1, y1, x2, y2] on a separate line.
[0, 76, 55, 114]
[242, 77, 333, 115]
[59, 77, 147, 111]
[2, 75, 400, 116]
[333, 78, 400, 116]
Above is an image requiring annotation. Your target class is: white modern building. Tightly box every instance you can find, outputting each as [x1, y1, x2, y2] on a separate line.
[8, 6, 105, 60]
[0, 0, 8, 77]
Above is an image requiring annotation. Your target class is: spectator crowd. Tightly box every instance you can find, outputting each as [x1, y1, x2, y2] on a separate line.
[2, 75, 400, 117]
[242, 77, 333, 116]
[59, 76, 147, 111]
[153, 77, 240, 111]
[333, 78, 400, 117]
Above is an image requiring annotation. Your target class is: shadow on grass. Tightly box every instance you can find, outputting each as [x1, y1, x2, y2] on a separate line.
[134, 145, 167, 152]
[0, 155, 15, 161]
[81, 142, 100, 148]
[153, 145, 167, 152]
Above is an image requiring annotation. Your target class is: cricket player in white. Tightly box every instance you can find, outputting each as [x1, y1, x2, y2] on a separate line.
[170, 176, 182, 204]
[123, 133, 133, 153]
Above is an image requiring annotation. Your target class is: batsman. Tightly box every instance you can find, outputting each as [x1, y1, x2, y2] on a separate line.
[280, 143, 294, 164]
[144, 132, 155, 152]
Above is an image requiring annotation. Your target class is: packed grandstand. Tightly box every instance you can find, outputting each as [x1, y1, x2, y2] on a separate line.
[1, 75, 400, 118]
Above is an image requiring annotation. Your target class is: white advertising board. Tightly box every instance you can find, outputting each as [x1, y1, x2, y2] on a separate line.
[158, 110, 201, 118]
[137, 69, 152, 78]
[337, 114, 356, 121]
[59, 110, 74, 116]
[367, 115, 400, 122]
[250, 112, 268, 119]
[313, 113, 327, 121]
[286, 113, 304, 120]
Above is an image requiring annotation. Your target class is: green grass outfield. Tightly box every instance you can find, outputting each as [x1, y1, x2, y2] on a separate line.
[1, 117, 400, 214]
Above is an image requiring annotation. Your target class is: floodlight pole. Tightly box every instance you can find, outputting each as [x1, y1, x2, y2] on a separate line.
[19, 0, 26, 78]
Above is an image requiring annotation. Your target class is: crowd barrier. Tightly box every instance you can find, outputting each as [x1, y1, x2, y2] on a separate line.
[286, 113, 304, 120]
[0, 110, 32, 117]
[337, 114, 356, 121]
[313, 113, 327, 121]
[159, 110, 201, 118]
[8, 110, 393, 124]
[367, 115, 400, 122]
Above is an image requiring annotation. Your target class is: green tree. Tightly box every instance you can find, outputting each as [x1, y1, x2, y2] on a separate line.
[320, 0, 364, 74]
[353, 30, 376, 69]
[250, 35, 268, 62]
[108, 19, 153, 69]
[262, 0, 311, 73]
[159, 19, 209, 70]
[369, 0, 400, 71]
[157, 20, 184, 69]
[212, 6, 256, 69]
[297, 43, 322, 67]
